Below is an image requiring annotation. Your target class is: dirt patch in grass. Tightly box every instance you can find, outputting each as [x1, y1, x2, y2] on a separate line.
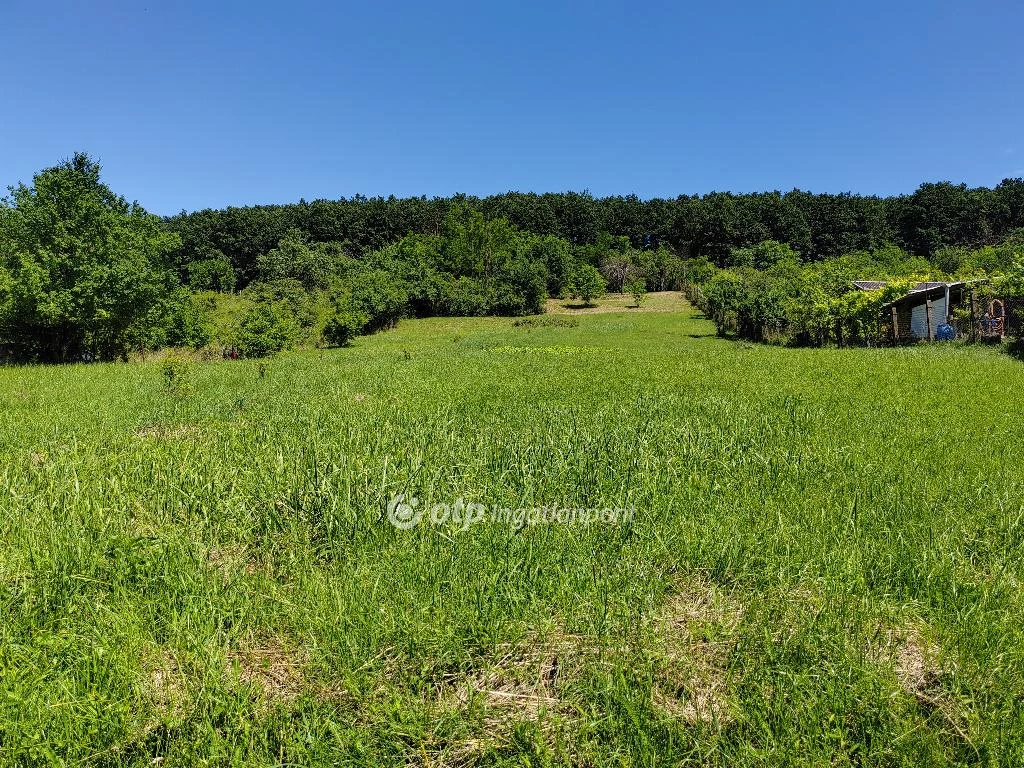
[869, 625, 973, 747]
[868, 626, 945, 701]
[228, 638, 307, 702]
[141, 649, 190, 720]
[430, 629, 592, 763]
[439, 635, 575, 722]
[649, 580, 744, 725]
[894, 630, 941, 697]
[206, 544, 263, 580]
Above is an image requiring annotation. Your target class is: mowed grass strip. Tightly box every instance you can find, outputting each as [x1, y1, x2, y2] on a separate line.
[1, 300, 1023, 766]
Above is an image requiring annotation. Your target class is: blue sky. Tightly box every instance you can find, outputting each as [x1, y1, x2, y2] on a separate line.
[2, 0, 1022, 215]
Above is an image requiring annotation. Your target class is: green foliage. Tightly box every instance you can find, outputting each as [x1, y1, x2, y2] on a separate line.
[161, 289, 213, 348]
[241, 279, 324, 339]
[697, 241, 940, 345]
[164, 179, 1024, 287]
[322, 308, 368, 347]
[186, 251, 237, 292]
[634, 245, 684, 291]
[234, 300, 300, 358]
[512, 315, 579, 329]
[730, 239, 800, 270]
[256, 229, 349, 289]
[625, 276, 647, 307]
[345, 269, 408, 332]
[566, 264, 607, 306]
[362, 206, 550, 318]
[529, 234, 574, 296]
[4, 155, 1024, 362]
[424, 273, 490, 316]
[0, 153, 180, 361]
[1003, 257, 1024, 298]
[159, 353, 193, 398]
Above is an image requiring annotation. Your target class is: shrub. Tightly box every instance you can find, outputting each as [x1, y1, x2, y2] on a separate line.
[625, 276, 647, 307]
[347, 270, 408, 332]
[322, 309, 369, 347]
[566, 264, 606, 306]
[163, 290, 213, 348]
[160, 354, 193, 398]
[512, 315, 579, 329]
[235, 301, 300, 358]
[186, 253, 237, 292]
[426, 274, 490, 317]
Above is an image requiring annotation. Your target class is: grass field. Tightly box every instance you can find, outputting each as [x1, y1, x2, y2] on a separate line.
[545, 291, 685, 314]
[2, 298, 1023, 766]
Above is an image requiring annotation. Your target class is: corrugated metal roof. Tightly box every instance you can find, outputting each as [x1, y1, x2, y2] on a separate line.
[853, 280, 888, 291]
[880, 281, 971, 311]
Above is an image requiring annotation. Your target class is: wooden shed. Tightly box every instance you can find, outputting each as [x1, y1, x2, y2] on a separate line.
[882, 282, 971, 342]
[853, 280, 975, 342]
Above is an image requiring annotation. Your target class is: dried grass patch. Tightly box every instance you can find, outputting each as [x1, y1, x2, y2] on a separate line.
[429, 629, 592, 762]
[228, 637, 307, 702]
[648, 580, 744, 725]
[870, 625, 973, 747]
[206, 543, 263, 580]
[141, 649, 190, 720]
[545, 291, 687, 315]
[438, 634, 578, 722]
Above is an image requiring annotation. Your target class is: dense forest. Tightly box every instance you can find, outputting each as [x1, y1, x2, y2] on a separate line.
[166, 179, 1024, 285]
[1, 153, 1022, 362]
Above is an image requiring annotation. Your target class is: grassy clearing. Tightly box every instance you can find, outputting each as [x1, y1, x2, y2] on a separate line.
[1, 300, 1023, 766]
[545, 290, 685, 314]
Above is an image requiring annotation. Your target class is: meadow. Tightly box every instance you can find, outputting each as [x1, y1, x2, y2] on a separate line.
[1, 298, 1023, 767]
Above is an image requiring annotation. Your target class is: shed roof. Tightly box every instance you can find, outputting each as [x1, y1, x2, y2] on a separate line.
[879, 281, 972, 311]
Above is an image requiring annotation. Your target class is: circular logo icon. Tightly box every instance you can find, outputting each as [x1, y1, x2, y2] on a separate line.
[387, 494, 422, 529]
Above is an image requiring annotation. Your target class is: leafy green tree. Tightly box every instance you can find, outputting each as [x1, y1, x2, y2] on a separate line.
[730, 240, 800, 270]
[235, 301, 300, 358]
[625, 276, 647, 307]
[346, 269, 408, 332]
[636, 246, 683, 291]
[489, 252, 548, 315]
[257, 229, 346, 289]
[186, 250, 237, 292]
[425, 274, 489, 316]
[1000, 256, 1024, 298]
[566, 264, 606, 306]
[0, 153, 180, 361]
[322, 308, 368, 347]
[528, 235, 573, 297]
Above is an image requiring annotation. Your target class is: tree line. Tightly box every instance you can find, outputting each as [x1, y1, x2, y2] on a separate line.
[2, 153, 1023, 362]
[166, 179, 1024, 288]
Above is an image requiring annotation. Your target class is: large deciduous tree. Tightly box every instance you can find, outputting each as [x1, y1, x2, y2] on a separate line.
[0, 153, 180, 361]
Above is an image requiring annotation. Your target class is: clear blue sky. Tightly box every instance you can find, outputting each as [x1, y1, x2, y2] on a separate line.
[2, 0, 1022, 215]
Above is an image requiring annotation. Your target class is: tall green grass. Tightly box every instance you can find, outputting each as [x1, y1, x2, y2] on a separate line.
[1, 305, 1022, 766]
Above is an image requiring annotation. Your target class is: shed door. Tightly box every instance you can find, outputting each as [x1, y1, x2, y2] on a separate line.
[910, 303, 928, 338]
[909, 297, 945, 339]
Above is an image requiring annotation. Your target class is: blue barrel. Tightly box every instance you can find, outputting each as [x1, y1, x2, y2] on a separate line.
[936, 323, 956, 341]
